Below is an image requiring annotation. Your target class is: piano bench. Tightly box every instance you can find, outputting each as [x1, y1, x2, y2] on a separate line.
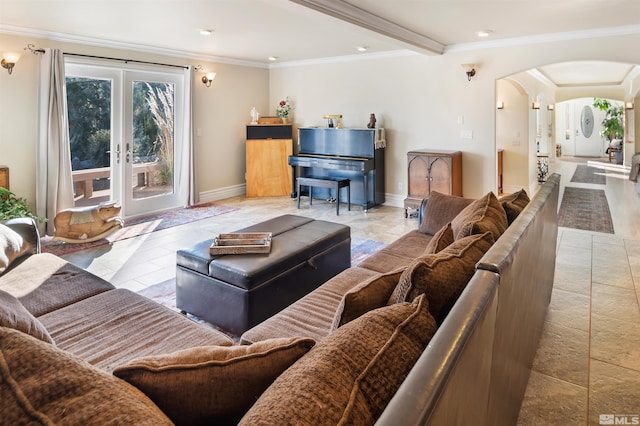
[297, 177, 350, 215]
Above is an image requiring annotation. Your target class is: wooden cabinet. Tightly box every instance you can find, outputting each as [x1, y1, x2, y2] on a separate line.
[246, 125, 292, 197]
[0, 166, 8, 190]
[404, 149, 462, 217]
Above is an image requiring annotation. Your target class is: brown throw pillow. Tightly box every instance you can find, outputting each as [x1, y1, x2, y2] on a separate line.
[330, 267, 405, 330]
[499, 189, 530, 224]
[418, 191, 473, 235]
[239, 294, 437, 426]
[0, 289, 53, 344]
[113, 337, 315, 426]
[0, 326, 172, 425]
[389, 231, 495, 324]
[451, 192, 508, 241]
[0, 223, 32, 275]
[423, 222, 454, 254]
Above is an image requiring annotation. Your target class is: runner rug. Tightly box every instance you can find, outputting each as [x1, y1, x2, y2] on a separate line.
[42, 202, 238, 256]
[138, 237, 387, 312]
[570, 164, 606, 185]
[558, 187, 614, 234]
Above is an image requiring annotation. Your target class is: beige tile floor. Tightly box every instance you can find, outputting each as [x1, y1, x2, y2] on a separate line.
[59, 156, 640, 425]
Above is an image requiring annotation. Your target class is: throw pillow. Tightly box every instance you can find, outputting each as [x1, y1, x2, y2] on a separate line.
[330, 267, 405, 330]
[423, 222, 454, 255]
[450, 191, 508, 241]
[389, 231, 495, 324]
[113, 337, 315, 426]
[238, 294, 437, 426]
[0, 289, 53, 344]
[418, 191, 473, 235]
[499, 189, 530, 224]
[0, 223, 32, 275]
[0, 326, 172, 425]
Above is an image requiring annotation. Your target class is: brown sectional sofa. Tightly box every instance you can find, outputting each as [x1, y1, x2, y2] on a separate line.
[0, 172, 560, 425]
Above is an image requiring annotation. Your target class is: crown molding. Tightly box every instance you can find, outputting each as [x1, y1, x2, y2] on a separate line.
[0, 24, 269, 69]
[288, 0, 444, 55]
[269, 49, 419, 68]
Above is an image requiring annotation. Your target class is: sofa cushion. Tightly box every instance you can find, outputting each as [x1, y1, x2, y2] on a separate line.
[499, 189, 530, 224]
[358, 230, 431, 273]
[239, 294, 437, 426]
[389, 231, 495, 324]
[114, 337, 315, 426]
[0, 289, 53, 344]
[419, 191, 474, 235]
[0, 326, 172, 425]
[0, 253, 115, 317]
[39, 289, 234, 372]
[0, 223, 31, 275]
[451, 192, 508, 241]
[330, 267, 405, 330]
[424, 222, 454, 254]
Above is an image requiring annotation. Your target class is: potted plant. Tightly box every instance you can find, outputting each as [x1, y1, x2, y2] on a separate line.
[275, 97, 292, 124]
[593, 98, 624, 163]
[0, 187, 46, 223]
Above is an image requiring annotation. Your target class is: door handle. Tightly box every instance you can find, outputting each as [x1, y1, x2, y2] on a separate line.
[126, 143, 131, 163]
[115, 144, 121, 164]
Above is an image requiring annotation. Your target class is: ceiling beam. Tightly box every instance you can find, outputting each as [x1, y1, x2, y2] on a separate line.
[289, 0, 444, 55]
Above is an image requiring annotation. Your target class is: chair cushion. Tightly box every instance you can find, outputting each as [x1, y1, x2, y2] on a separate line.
[0, 223, 31, 275]
[0, 326, 172, 425]
[451, 192, 508, 241]
[238, 294, 437, 426]
[423, 222, 454, 254]
[330, 267, 405, 330]
[389, 232, 495, 324]
[418, 191, 473, 235]
[0, 289, 53, 344]
[114, 337, 315, 426]
[499, 189, 530, 224]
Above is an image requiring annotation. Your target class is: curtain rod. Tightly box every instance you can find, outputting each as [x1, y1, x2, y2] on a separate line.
[27, 44, 189, 70]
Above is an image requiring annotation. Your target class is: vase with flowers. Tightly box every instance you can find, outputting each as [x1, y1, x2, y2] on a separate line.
[275, 97, 292, 124]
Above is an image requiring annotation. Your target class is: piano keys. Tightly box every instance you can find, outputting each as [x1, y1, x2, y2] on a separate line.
[288, 127, 385, 211]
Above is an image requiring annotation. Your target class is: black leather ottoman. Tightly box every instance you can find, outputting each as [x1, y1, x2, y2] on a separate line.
[175, 215, 351, 336]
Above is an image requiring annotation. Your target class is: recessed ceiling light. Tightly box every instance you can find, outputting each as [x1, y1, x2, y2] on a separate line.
[357, 46, 368, 52]
[268, 56, 278, 61]
[199, 29, 213, 36]
[476, 30, 493, 38]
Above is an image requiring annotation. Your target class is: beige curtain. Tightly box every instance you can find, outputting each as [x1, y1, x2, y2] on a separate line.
[181, 65, 198, 206]
[36, 49, 74, 235]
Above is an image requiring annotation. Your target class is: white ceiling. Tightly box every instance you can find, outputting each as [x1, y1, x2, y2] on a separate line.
[1, 0, 639, 86]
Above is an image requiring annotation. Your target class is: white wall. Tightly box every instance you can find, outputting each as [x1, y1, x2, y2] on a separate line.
[270, 33, 640, 201]
[0, 33, 270, 210]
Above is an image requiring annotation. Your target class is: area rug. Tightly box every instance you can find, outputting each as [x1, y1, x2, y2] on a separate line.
[558, 187, 614, 234]
[570, 164, 606, 185]
[42, 202, 238, 256]
[138, 237, 388, 312]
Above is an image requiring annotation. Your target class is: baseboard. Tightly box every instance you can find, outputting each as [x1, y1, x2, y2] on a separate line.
[382, 193, 404, 208]
[199, 184, 246, 204]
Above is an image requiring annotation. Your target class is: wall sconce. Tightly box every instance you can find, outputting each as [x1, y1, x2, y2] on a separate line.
[496, 101, 504, 110]
[202, 72, 216, 87]
[531, 102, 540, 110]
[461, 63, 476, 81]
[547, 104, 554, 111]
[1, 52, 21, 75]
[626, 102, 635, 110]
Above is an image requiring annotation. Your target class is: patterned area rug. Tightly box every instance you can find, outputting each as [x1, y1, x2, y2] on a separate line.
[138, 236, 388, 312]
[558, 187, 614, 234]
[42, 202, 238, 256]
[570, 164, 606, 185]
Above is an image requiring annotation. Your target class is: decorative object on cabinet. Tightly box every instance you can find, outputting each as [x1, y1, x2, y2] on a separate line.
[404, 150, 462, 218]
[0, 166, 8, 190]
[323, 115, 342, 128]
[250, 107, 259, 124]
[367, 113, 377, 128]
[246, 125, 293, 197]
[275, 97, 292, 123]
[289, 127, 385, 211]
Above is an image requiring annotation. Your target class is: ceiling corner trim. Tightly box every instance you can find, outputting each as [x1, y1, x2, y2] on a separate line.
[288, 0, 444, 55]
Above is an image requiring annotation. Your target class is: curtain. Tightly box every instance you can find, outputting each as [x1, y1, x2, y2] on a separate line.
[36, 49, 74, 236]
[179, 65, 198, 206]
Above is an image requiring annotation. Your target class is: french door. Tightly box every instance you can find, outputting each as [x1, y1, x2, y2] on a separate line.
[66, 61, 185, 219]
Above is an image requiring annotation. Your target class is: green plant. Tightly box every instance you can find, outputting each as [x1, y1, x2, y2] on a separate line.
[0, 187, 46, 223]
[592, 98, 624, 141]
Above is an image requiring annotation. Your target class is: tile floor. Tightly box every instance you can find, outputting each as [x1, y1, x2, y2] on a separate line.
[59, 156, 640, 425]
